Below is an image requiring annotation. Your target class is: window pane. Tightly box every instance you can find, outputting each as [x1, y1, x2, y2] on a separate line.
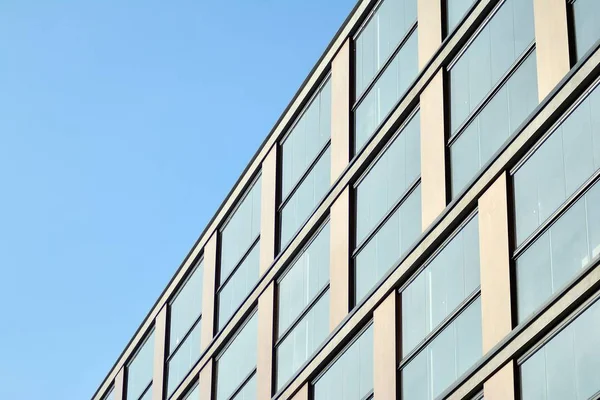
[401, 298, 482, 400]
[184, 385, 199, 400]
[402, 215, 479, 356]
[355, 0, 418, 97]
[450, 50, 538, 197]
[167, 319, 202, 397]
[216, 313, 258, 400]
[514, 83, 600, 245]
[280, 147, 331, 248]
[217, 241, 260, 330]
[449, 0, 534, 134]
[516, 180, 600, 322]
[355, 185, 421, 302]
[276, 291, 330, 390]
[356, 112, 420, 244]
[221, 177, 262, 281]
[572, 0, 600, 61]
[282, 79, 331, 199]
[278, 224, 330, 335]
[313, 325, 374, 400]
[520, 297, 600, 399]
[446, 0, 476, 34]
[126, 331, 155, 400]
[169, 260, 203, 352]
[230, 374, 256, 400]
[355, 30, 418, 152]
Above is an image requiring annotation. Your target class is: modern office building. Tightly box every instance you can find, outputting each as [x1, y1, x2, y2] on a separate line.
[91, 0, 600, 399]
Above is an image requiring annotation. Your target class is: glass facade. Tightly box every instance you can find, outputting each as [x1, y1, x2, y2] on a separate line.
[126, 330, 155, 400]
[448, 0, 537, 197]
[570, 0, 600, 62]
[445, 0, 476, 35]
[354, 111, 421, 302]
[313, 325, 374, 400]
[218, 177, 261, 330]
[520, 297, 600, 399]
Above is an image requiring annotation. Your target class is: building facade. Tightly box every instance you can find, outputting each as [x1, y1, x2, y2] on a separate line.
[92, 0, 600, 399]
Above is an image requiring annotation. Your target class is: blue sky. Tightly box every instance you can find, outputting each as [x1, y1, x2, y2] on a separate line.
[0, 1, 355, 399]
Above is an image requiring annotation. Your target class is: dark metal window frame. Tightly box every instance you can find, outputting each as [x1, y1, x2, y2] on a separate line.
[125, 328, 155, 400]
[441, 0, 482, 39]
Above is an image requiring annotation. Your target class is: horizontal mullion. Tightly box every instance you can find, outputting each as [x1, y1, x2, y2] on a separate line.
[353, 21, 418, 111]
[275, 283, 330, 347]
[513, 169, 600, 258]
[279, 141, 331, 211]
[217, 235, 260, 293]
[398, 288, 481, 370]
[448, 42, 536, 146]
[352, 177, 421, 257]
[166, 315, 203, 362]
[360, 390, 375, 400]
[226, 369, 257, 400]
[137, 382, 152, 400]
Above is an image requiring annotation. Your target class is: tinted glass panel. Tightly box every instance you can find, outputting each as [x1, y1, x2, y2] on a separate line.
[184, 385, 199, 400]
[356, 112, 420, 244]
[450, 50, 538, 197]
[280, 147, 331, 248]
[169, 261, 203, 352]
[513, 84, 600, 245]
[571, 0, 600, 61]
[355, 0, 417, 97]
[402, 215, 480, 356]
[282, 80, 331, 199]
[216, 313, 258, 400]
[127, 331, 155, 400]
[217, 241, 260, 330]
[355, 184, 421, 302]
[167, 320, 202, 396]
[520, 297, 600, 400]
[446, 0, 476, 34]
[355, 30, 418, 151]
[401, 298, 482, 400]
[516, 181, 600, 322]
[313, 325, 374, 400]
[230, 374, 256, 400]
[221, 177, 261, 281]
[449, 0, 535, 134]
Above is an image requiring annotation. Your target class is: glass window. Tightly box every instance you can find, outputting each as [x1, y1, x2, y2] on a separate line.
[218, 177, 261, 330]
[448, 0, 537, 197]
[445, 0, 477, 35]
[515, 180, 600, 322]
[401, 298, 482, 400]
[513, 82, 600, 245]
[401, 215, 480, 356]
[354, 112, 421, 303]
[216, 313, 258, 400]
[126, 330, 155, 400]
[276, 224, 330, 390]
[570, 0, 600, 62]
[166, 260, 204, 396]
[520, 296, 600, 399]
[183, 385, 199, 400]
[313, 324, 374, 400]
[280, 79, 331, 250]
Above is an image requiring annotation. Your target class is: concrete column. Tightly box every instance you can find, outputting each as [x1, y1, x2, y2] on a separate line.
[374, 291, 399, 399]
[260, 146, 278, 274]
[420, 70, 447, 229]
[479, 172, 512, 352]
[198, 361, 213, 400]
[417, 0, 442, 69]
[533, 0, 571, 100]
[330, 187, 350, 330]
[113, 368, 125, 400]
[331, 39, 351, 180]
[152, 306, 167, 400]
[201, 232, 217, 351]
[257, 282, 275, 399]
[483, 361, 516, 400]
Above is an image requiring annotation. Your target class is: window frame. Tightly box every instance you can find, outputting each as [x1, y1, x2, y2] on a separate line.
[441, 0, 480, 39]
[125, 328, 155, 400]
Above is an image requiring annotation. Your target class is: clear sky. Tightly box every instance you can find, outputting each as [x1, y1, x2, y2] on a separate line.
[0, 1, 356, 399]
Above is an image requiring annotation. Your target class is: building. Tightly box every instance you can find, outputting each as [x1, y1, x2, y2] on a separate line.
[91, 0, 600, 399]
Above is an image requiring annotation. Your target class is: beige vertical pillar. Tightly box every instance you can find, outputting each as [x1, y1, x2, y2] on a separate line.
[479, 172, 512, 352]
[198, 361, 214, 400]
[201, 232, 217, 351]
[257, 282, 275, 399]
[331, 39, 351, 181]
[290, 383, 309, 400]
[374, 292, 399, 399]
[483, 361, 516, 400]
[420, 70, 447, 229]
[260, 146, 278, 274]
[533, 0, 571, 100]
[113, 368, 125, 400]
[418, 0, 443, 69]
[152, 306, 167, 400]
[330, 187, 350, 330]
